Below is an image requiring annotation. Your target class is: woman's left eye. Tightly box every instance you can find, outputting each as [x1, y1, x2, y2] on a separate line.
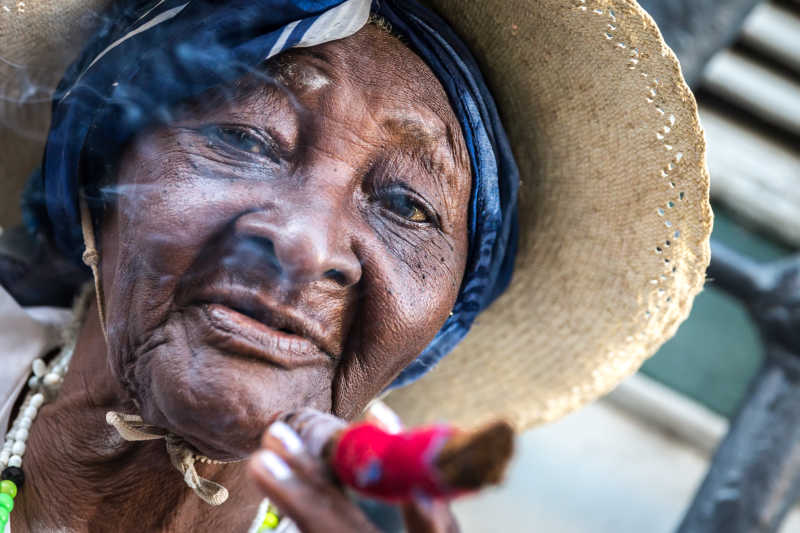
[380, 190, 435, 225]
[205, 125, 279, 163]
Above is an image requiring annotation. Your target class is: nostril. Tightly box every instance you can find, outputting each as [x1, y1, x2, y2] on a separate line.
[234, 211, 358, 285]
[324, 269, 349, 286]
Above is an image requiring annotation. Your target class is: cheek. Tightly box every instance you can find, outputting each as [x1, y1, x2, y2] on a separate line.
[333, 228, 465, 418]
[102, 147, 274, 374]
[374, 221, 466, 344]
[385, 251, 460, 340]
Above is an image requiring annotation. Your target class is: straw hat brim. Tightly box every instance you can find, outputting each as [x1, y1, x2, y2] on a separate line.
[0, 0, 112, 226]
[0, 0, 712, 431]
[386, 0, 712, 429]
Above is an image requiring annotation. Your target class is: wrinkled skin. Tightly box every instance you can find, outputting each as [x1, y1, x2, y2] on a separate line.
[14, 23, 469, 532]
[102, 22, 470, 460]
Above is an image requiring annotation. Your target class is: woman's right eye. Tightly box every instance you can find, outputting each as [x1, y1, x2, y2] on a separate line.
[204, 125, 280, 164]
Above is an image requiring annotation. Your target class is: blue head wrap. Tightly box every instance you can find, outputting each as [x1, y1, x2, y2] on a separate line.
[26, 0, 519, 388]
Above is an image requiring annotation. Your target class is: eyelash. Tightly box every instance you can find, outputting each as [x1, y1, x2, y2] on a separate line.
[203, 125, 280, 164]
[377, 185, 440, 228]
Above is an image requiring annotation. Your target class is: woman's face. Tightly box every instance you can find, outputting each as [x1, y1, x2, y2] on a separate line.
[98, 24, 471, 459]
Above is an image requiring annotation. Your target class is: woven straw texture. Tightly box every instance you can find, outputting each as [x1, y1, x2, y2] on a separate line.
[0, 0, 112, 226]
[386, 0, 712, 429]
[0, 0, 712, 430]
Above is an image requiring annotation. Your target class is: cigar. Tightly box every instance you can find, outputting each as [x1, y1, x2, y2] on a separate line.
[280, 409, 514, 502]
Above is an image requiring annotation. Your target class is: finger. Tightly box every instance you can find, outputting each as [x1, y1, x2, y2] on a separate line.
[262, 420, 332, 483]
[248, 450, 313, 527]
[279, 408, 347, 458]
[402, 498, 460, 533]
[248, 450, 379, 533]
[266, 419, 305, 455]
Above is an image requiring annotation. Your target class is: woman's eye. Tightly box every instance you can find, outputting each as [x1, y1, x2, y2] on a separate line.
[206, 126, 279, 163]
[381, 191, 433, 224]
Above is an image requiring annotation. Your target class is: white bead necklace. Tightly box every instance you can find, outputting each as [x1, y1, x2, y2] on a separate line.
[0, 343, 74, 471]
[0, 297, 288, 533]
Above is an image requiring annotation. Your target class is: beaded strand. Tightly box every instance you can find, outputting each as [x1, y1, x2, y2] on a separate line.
[249, 498, 288, 532]
[0, 343, 74, 531]
[0, 309, 286, 532]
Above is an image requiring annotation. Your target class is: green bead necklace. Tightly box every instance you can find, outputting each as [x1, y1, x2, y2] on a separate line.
[0, 334, 73, 533]
[1, 300, 289, 533]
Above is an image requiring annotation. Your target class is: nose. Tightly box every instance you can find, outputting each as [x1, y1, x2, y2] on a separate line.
[233, 208, 361, 288]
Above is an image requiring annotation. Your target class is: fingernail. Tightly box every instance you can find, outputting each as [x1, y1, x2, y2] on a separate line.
[259, 450, 292, 481]
[367, 400, 403, 434]
[268, 421, 304, 454]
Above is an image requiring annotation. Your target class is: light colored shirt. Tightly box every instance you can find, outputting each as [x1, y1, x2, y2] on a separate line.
[0, 285, 71, 442]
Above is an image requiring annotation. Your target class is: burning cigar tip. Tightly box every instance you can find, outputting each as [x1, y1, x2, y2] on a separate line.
[435, 419, 515, 491]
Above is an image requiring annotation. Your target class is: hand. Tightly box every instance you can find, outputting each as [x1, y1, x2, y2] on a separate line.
[247, 408, 460, 533]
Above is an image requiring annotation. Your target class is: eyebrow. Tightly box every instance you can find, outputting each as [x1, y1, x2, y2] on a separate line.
[274, 50, 333, 93]
[383, 117, 459, 175]
[284, 63, 331, 91]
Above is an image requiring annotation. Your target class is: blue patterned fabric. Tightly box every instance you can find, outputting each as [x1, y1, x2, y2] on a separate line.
[25, 0, 519, 387]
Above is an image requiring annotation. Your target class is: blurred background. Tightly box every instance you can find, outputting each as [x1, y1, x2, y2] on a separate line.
[454, 1, 800, 531]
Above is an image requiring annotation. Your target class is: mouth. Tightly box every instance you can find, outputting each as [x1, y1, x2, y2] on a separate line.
[186, 287, 336, 369]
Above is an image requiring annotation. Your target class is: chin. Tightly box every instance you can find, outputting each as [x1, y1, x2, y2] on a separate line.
[126, 324, 335, 460]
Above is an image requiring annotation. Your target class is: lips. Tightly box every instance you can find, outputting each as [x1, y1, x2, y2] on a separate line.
[185, 286, 337, 368]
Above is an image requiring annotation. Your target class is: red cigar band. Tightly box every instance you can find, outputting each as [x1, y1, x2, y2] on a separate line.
[331, 423, 457, 501]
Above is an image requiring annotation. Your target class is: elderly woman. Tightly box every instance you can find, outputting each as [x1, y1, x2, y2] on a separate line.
[0, 0, 712, 531]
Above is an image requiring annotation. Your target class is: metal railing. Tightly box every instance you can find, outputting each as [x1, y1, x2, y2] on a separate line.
[677, 241, 800, 532]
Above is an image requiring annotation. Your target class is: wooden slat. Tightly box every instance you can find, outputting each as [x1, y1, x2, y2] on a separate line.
[700, 104, 800, 247]
[741, 2, 800, 74]
[701, 49, 800, 137]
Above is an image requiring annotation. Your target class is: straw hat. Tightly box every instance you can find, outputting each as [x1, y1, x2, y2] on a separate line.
[0, 0, 712, 430]
[0, 0, 111, 227]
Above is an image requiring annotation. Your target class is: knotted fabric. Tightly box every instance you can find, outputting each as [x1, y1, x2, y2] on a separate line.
[25, 0, 519, 387]
[106, 411, 231, 506]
